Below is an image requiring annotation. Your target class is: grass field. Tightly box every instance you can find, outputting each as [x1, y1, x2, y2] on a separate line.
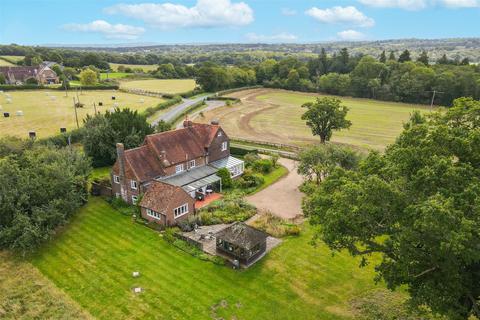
[199, 88, 434, 151]
[0, 251, 92, 319]
[28, 197, 396, 320]
[100, 72, 130, 80]
[120, 79, 197, 94]
[0, 58, 15, 66]
[110, 63, 158, 72]
[0, 90, 164, 138]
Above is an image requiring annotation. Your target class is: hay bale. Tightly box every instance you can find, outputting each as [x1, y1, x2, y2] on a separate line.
[50, 96, 56, 101]
[139, 99, 145, 103]
[132, 271, 140, 278]
[111, 96, 116, 100]
[16, 110, 24, 116]
[29, 131, 36, 139]
[98, 102, 103, 106]
[133, 287, 142, 293]
[60, 127, 67, 133]
[113, 102, 119, 107]
[6, 98, 12, 104]
[3, 112, 10, 118]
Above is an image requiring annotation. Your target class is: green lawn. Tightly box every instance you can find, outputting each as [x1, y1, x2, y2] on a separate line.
[0, 90, 164, 138]
[0, 58, 15, 66]
[120, 79, 197, 94]
[29, 197, 392, 320]
[100, 72, 130, 80]
[110, 63, 158, 72]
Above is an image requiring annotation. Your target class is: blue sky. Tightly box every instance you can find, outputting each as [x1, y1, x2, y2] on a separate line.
[1, 0, 479, 45]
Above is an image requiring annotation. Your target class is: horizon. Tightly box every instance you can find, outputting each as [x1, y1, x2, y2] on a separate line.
[1, 0, 479, 46]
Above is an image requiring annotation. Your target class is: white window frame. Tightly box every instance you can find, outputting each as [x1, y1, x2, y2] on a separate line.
[188, 159, 196, 169]
[221, 141, 228, 151]
[175, 164, 184, 174]
[218, 131, 222, 137]
[146, 209, 161, 220]
[130, 180, 138, 190]
[113, 175, 120, 184]
[174, 203, 189, 219]
[132, 195, 138, 205]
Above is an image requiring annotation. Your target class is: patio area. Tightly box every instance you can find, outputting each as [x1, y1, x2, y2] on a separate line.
[195, 192, 222, 209]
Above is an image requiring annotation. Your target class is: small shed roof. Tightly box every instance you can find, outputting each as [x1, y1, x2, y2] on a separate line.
[215, 222, 268, 250]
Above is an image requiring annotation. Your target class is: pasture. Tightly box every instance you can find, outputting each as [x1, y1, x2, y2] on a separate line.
[0, 90, 164, 138]
[120, 79, 197, 94]
[100, 72, 130, 80]
[0, 55, 24, 65]
[0, 251, 92, 319]
[198, 88, 433, 150]
[29, 197, 401, 320]
[0, 58, 15, 66]
[109, 63, 158, 72]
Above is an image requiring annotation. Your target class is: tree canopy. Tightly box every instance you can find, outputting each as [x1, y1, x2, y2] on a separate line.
[301, 97, 352, 143]
[302, 98, 480, 319]
[82, 108, 154, 167]
[0, 138, 91, 254]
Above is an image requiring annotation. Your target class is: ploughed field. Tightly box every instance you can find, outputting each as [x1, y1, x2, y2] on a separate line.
[26, 197, 398, 320]
[0, 90, 164, 139]
[199, 88, 433, 151]
[120, 79, 197, 94]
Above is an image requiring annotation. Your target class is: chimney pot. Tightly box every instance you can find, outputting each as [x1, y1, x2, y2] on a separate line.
[210, 119, 219, 125]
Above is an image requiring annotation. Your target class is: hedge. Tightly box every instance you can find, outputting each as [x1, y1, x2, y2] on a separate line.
[143, 96, 182, 118]
[0, 84, 119, 91]
[37, 127, 86, 147]
[231, 146, 257, 156]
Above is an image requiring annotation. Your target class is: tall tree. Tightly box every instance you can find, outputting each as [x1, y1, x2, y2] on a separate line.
[303, 99, 480, 319]
[417, 50, 429, 65]
[388, 51, 396, 61]
[301, 97, 352, 143]
[398, 49, 411, 62]
[379, 50, 387, 63]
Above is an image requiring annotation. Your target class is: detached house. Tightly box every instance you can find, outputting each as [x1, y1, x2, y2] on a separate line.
[0, 65, 59, 85]
[111, 120, 244, 226]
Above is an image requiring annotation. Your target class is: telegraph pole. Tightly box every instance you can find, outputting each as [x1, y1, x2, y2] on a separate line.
[73, 97, 79, 129]
[427, 90, 444, 111]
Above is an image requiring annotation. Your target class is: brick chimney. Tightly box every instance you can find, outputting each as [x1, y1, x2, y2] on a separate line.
[116, 143, 128, 201]
[183, 119, 193, 128]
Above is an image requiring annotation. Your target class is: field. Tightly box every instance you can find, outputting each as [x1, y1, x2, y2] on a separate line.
[199, 88, 433, 151]
[0, 55, 24, 65]
[100, 72, 130, 80]
[28, 197, 399, 320]
[110, 63, 158, 72]
[120, 79, 197, 94]
[0, 90, 164, 138]
[0, 251, 92, 319]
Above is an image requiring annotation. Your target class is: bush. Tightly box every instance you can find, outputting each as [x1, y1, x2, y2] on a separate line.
[25, 77, 38, 85]
[108, 196, 138, 216]
[234, 173, 264, 190]
[217, 167, 233, 188]
[230, 146, 255, 156]
[248, 212, 301, 238]
[244, 152, 261, 166]
[253, 159, 273, 174]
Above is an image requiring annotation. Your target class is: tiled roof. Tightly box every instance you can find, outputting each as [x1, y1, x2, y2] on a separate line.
[216, 222, 269, 250]
[113, 145, 164, 182]
[139, 181, 182, 213]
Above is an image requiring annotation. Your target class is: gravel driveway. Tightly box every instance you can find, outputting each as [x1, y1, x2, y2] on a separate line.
[246, 158, 304, 219]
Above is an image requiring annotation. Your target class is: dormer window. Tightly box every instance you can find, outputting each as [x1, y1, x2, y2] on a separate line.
[175, 164, 184, 174]
[131, 180, 138, 190]
[221, 141, 228, 151]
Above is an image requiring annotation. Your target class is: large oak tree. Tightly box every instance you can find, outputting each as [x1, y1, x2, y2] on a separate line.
[303, 98, 480, 319]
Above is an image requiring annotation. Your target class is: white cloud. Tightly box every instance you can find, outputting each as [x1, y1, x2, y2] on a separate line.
[305, 6, 375, 27]
[358, 0, 429, 10]
[63, 20, 145, 40]
[105, 0, 253, 29]
[441, 0, 480, 7]
[337, 30, 366, 41]
[245, 32, 298, 43]
[358, 0, 480, 9]
[281, 8, 297, 16]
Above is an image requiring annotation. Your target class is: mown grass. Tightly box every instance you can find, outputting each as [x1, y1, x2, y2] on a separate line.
[120, 79, 197, 94]
[110, 63, 158, 72]
[202, 89, 435, 151]
[29, 197, 394, 320]
[100, 72, 130, 80]
[0, 58, 15, 66]
[0, 251, 93, 319]
[0, 90, 164, 138]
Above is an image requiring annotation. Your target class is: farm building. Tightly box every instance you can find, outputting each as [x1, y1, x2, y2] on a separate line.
[0, 64, 59, 85]
[215, 222, 269, 265]
[112, 120, 245, 226]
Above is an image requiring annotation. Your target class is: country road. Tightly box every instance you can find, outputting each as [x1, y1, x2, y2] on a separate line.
[151, 95, 207, 126]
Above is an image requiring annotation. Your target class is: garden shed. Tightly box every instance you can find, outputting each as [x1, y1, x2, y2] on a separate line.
[215, 222, 268, 265]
